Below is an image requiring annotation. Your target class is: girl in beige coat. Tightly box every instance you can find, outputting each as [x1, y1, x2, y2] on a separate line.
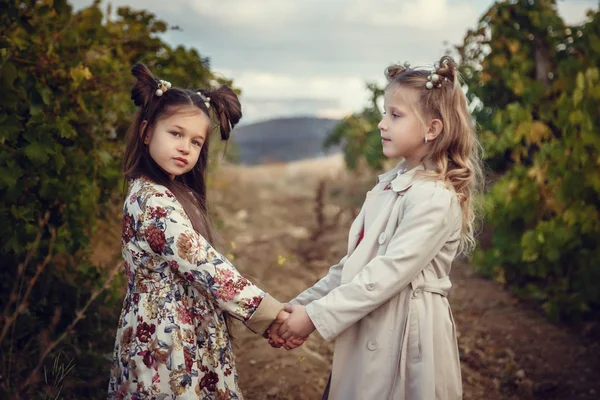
[273, 56, 483, 399]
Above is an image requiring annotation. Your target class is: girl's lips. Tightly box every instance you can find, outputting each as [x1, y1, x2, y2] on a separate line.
[173, 157, 188, 165]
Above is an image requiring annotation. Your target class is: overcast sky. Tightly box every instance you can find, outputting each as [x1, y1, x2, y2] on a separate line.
[72, 0, 597, 124]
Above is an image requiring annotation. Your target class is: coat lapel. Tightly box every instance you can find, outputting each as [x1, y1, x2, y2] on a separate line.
[390, 162, 428, 193]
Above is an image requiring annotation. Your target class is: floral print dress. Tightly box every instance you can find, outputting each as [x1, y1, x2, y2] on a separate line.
[108, 177, 282, 399]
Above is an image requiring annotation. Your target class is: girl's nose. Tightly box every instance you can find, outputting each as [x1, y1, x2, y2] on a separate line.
[178, 142, 190, 154]
[377, 119, 386, 131]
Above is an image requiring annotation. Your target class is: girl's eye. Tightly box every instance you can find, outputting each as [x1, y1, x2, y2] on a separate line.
[192, 140, 201, 147]
[170, 131, 181, 137]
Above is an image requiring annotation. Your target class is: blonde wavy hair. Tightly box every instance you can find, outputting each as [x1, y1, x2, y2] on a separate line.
[384, 56, 484, 254]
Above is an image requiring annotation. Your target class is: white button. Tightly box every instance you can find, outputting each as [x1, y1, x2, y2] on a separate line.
[367, 340, 378, 351]
[366, 283, 375, 291]
[413, 288, 423, 298]
[378, 232, 387, 245]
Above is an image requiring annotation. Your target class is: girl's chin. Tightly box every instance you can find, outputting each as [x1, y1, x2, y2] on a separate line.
[382, 148, 401, 158]
[159, 166, 185, 180]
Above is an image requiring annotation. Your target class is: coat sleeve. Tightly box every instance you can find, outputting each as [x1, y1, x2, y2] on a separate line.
[305, 183, 459, 341]
[288, 255, 348, 306]
[289, 202, 366, 306]
[135, 188, 282, 335]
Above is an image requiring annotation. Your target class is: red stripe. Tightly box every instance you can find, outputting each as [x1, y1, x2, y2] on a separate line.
[357, 227, 365, 246]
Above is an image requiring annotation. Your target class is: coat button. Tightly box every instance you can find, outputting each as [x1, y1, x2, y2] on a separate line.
[367, 340, 378, 351]
[378, 232, 387, 245]
[413, 288, 423, 298]
[366, 283, 375, 291]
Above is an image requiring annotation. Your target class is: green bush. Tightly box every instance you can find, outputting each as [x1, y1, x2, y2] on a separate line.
[0, 0, 233, 397]
[459, 0, 600, 322]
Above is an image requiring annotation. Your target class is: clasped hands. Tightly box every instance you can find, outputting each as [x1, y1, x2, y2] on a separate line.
[265, 304, 315, 350]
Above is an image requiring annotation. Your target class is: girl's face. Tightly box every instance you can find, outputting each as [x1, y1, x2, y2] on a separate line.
[143, 107, 211, 179]
[378, 85, 433, 168]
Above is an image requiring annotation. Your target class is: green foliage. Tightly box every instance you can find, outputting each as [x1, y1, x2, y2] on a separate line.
[0, 0, 231, 397]
[461, 0, 600, 322]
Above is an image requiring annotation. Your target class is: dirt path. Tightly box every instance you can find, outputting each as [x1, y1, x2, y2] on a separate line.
[208, 155, 600, 400]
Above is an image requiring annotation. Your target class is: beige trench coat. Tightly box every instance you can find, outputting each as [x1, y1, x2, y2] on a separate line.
[291, 162, 463, 400]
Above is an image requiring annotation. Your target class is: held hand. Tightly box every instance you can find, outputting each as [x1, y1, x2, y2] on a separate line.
[277, 320, 306, 350]
[265, 309, 290, 348]
[278, 304, 316, 341]
[265, 304, 307, 350]
[279, 303, 305, 349]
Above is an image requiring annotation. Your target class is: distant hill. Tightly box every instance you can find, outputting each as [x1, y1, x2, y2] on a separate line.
[231, 117, 342, 165]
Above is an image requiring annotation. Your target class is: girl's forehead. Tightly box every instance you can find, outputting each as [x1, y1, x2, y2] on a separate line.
[157, 106, 209, 127]
[163, 105, 204, 120]
[384, 85, 418, 106]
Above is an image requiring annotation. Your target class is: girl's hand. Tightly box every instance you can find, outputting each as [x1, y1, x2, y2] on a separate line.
[266, 306, 307, 350]
[266, 309, 290, 348]
[278, 304, 316, 340]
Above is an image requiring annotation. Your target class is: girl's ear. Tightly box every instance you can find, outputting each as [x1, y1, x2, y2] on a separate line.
[425, 118, 443, 142]
[140, 120, 149, 144]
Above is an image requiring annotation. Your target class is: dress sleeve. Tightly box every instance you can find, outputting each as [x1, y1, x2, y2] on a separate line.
[134, 188, 282, 334]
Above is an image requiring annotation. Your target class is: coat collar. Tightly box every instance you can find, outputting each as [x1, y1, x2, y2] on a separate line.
[377, 160, 435, 193]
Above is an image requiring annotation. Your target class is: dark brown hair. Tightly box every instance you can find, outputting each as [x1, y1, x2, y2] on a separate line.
[384, 55, 483, 254]
[123, 62, 242, 243]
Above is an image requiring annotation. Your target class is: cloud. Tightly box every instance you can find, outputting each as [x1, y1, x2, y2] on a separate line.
[344, 0, 479, 30]
[162, 0, 479, 76]
[70, 0, 597, 122]
[188, 0, 301, 27]
[231, 71, 367, 123]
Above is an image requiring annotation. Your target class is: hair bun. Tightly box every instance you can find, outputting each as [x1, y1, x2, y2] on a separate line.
[435, 56, 458, 83]
[131, 62, 158, 108]
[385, 64, 409, 82]
[204, 85, 242, 140]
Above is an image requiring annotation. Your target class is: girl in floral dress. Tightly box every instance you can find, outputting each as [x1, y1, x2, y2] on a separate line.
[108, 63, 287, 399]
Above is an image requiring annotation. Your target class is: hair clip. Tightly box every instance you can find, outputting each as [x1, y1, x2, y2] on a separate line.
[197, 92, 211, 109]
[155, 80, 171, 96]
[426, 72, 441, 90]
